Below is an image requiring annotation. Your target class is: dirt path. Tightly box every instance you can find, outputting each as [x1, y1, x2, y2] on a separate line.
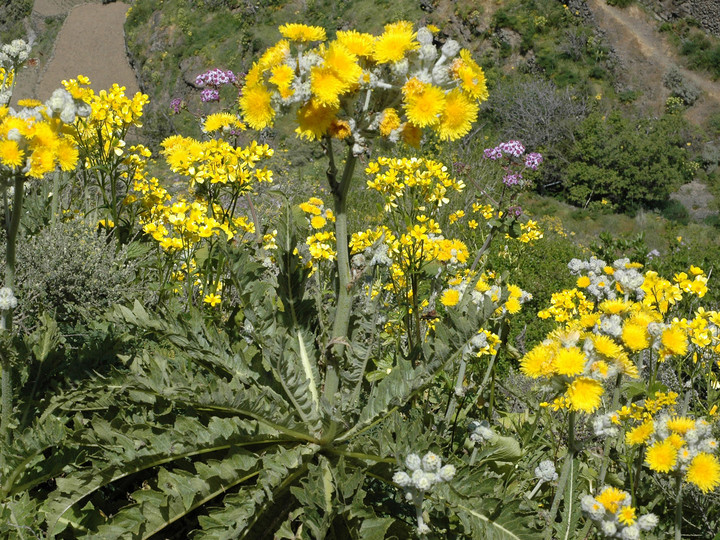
[586, 0, 720, 121]
[12, 0, 140, 103]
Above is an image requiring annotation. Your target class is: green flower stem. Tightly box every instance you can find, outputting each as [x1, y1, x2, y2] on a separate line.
[1, 176, 24, 449]
[674, 474, 683, 540]
[324, 140, 357, 406]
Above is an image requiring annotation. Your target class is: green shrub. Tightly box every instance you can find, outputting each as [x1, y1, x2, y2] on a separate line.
[561, 111, 692, 211]
[606, 0, 634, 7]
[659, 199, 690, 225]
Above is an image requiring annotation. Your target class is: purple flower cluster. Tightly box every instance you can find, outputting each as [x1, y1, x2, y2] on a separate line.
[503, 173, 523, 186]
[508, 205, 523, 217]
[170, 97, 183, 114]
[483, 146, 503, 160]
[195, 68, 237, 87]
[498, 140, 525, 157]
[195, 68, 238, 103]
[200, 88, 220, 103]
[525, 152, 543, 170]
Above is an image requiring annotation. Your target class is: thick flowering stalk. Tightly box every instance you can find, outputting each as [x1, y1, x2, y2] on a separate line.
[236, 22, 489, 401]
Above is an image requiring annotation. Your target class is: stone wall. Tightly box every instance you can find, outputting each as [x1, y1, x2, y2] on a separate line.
[640, 0, 720, 37]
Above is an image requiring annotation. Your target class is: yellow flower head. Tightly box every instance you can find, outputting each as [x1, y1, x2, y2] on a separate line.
[336, 30, 375, 58]
[440, 288, 460, 307]
[626, 420, 654, 446]
[686, 452, 720, 493]
[554, 346, 586, 376]
[617, 506, 637, 526]
[374, 21, 419, 64]
[239, 84, 275, 130]
[595, 486, 628, 513]
[295, 100, 338, 141]
[278, 23, 326, 42]
[437, 88, 479, 141]
[404, 83, 445, 127]
[566, 377, 603, 413]
[661, 325, 688, 357]
[667, 416, 697, 436]
[645, 440, 678, 473]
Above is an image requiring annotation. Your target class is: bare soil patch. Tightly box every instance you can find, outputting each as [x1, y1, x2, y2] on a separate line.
[586, 0, 720, 121]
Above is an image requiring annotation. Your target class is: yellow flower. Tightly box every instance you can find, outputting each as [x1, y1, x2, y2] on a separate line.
[440, 288, 460, 307]
[203, 293, 222, 307]
[269, 64, 295, 97]
[311, 67, 347, 107]
[437, 88, 479, 141]
[278, 23, 326, 42]
[295, 100, 338, 140]
[686, 453, 720, 493]
[310, 215, 327, 229]
[645, 440, 678, 473]
[404, 83, 445, 127]
[565, 377, 603, 413]
[373, 21, 418, 64]
[55, 137, 79, 171]
[0, 139, 24, 168]
[622, 322, 649, 352]
[451, 49, 489, 101]
[626, 420, 654, 446]
[505, 297, 521, 314]
[554, 347, 586, 376]
[576, 275, 590, 288]
[239, 85, 275, 130]
[379, 108, 401, 136]
[595, 486, 627, 513]
[520, 344, 555, 378]
[592, 335, 622, 359]
[336, 30, 375, 58]
[617, 506, 636, 526]
[667, 416, 696, 435]
[203, 112, 244, 133]
[661, 326, 688, 356]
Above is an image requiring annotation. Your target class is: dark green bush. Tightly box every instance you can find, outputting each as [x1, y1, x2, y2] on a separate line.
[659, 199, 690, 225]
[561, 111, 692, 212]
[606, 0, 634, 7]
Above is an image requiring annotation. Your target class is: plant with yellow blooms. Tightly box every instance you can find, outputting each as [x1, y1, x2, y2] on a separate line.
[237, 22, 489, 405]
[62, 76, 149, 233]
[1, 40, 84, 449]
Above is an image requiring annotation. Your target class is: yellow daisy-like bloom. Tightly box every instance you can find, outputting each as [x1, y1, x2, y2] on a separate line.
[505, 296, 521, 314]
[576, 275, 591, 288]
[645, 440, 678, 473]
[661, 326, 688, 356]
[437, 88, 479, 141]
[596, 487, 627, 513]
[329, 119, 352, 140]
[666, 433, 685, 450]
[323, 41, 362, 86]
[617, 506, 637, 526]
[239, 85, 275, 130]
[257, 40, 291, 72]
[404, 83, 445, 127]
[622, 322, 649, 352]
[520, 344, 555, 378]
[310, 67, 347, 107]
[599, 299, 631, 315]
[554, 346, 586, 376]
[336, 30, 375, 58]
[269, 64, 295, 97]
[55, 137, 79, 171]
[373, 21, 418, 64]
[626, 420, 654, 446]
[0, 139, 24, 168]
[203, 112, 244, 133]
[452, 49, 489, 101]
[566, 377, 603, 413]
[686, 452, 720, 493]
[278, 23, 326, 43]
[203, 293, 222, 307]
[667, 416, 697, 435]
[592, 334, 623, 358]
[440, 288, 460, 307]
[295, 100, 338, 141]
[310, 215, 327, 229]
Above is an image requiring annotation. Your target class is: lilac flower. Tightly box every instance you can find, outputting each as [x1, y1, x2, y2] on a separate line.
[525, 152, 543, 170]
[508, 205, 523, 217]
[499, 140, 525, 157]
[503, 172, 523, 186]
[200, 88, 220, 102]
[484, 147, 502, 160]
[196, 68, 237, 87]
[170, 98, 183, 114]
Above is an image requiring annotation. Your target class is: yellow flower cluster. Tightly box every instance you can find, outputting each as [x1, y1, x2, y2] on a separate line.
[63, 76, 148, 162]
[239, 22, 488, 147]
[299, 197, 337, 263]
[365, 156, 465, 212]
[582, 486, 658, 535]
[537, 288, 594, 323]
[161, 136, 273, 190]
[0, 101, 79, 177]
